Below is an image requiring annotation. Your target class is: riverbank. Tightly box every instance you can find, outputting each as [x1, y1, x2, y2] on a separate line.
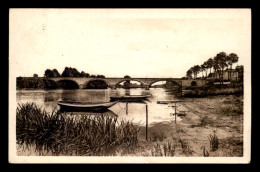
[133, 94, 243, 156]
[182, 85, 243, 97]
[16, 94, 243, 156]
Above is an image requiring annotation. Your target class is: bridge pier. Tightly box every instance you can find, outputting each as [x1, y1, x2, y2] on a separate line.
[144, 85, 150, 90]
[110, 85, 117, 89]
[79, 84, 84, 89]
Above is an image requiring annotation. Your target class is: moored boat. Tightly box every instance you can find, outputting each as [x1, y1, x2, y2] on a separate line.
[110, 95, 150, 102]
[57, 101, 118, 112]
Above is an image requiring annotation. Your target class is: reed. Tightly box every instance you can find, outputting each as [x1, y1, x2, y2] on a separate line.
[208, 132, 219, 151]
[201, 146, 209, 157]
[178, 139, 193, 156]
[16, 102, 139, 156]
[151, 141, 176, 157]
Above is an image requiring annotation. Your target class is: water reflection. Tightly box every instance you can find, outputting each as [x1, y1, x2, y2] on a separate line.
[17, 88, 181, 126]
[59, 109, 118, 118]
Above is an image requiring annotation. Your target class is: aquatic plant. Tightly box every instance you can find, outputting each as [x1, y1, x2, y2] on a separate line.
[16, 102, 139, 156]
[178, 139, 193, 156]
[150, 141, 176, 157]
[208, 132, 219, 151]
[201, 146, 209, 157]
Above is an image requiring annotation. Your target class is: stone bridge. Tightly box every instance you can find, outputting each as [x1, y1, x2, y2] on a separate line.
[45, 77, 208, 90]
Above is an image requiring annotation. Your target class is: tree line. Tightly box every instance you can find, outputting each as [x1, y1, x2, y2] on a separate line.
[186, 52, 242, 83]
[17, 77, 59, 89]
[42, 67, 105, 78]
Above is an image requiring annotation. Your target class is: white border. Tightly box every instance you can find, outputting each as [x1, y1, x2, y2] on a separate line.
[9, 8, 251, 164]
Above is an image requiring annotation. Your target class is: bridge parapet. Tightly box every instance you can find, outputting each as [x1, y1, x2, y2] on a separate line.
[24, 77, 208, 90]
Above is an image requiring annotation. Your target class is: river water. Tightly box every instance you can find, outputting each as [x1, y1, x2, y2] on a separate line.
[16, 88, 182, 126]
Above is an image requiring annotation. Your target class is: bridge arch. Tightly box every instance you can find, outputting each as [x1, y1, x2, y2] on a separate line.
[56, 79, 80, 89]
[114, 79, 145, 89]
[191, 81, 197, 86]
[82, 79, 110, 89]
[148, 79, 181, 90]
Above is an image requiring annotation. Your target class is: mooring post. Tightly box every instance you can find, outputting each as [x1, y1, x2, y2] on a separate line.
[126, 102, 128, 114]
[146, 104, 148, 141]
[175, 102, 177, 124]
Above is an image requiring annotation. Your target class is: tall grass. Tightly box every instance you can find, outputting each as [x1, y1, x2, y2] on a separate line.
[208, 133, 219, 151]
[151, 141, 176, 157]
[16, 103, 139, 156]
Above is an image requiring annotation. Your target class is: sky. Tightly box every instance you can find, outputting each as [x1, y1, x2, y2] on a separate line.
[9, 9, 251, 78]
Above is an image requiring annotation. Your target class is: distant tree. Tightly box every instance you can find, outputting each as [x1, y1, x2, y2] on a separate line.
[236, 65, 244, 83]
[123, 75, 131, 86]
[96, 75, 105, 78]
[33, 74, 38, 78]
[44, 69, 61, 77]
[124, 75, 131, 78]
[52, 69, 61, 77]
[227, 53, 239, 81]
[193, 65, 201, 79]
[203, 61, 209, 78]
[213, 59, 220, 79]
[206, 58, 214, 75]
[80, 71, 90, 77]
[90, 75, 96, 78]
[214, 52, 228, 84]
[44, 69, 54, 77]
[61, 67, 80, 77]
[72, 68, 81, 77]
[200, 64, 206, 78]
[190, 67, 195, 79]
[186, 69, 192, 78]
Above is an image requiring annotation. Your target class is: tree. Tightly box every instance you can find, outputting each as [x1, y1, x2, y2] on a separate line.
[96, 75, 105, 78]
[123, 75, 131, 86]
[203, 62, 208, 78]
[213, 59, 220, 79]
[193, 65, 201, 79]
[186, 69, 192, 78]
[124, 75, 131, 78]
[214, 52, 228, 84]
[190, 67, 195, 79]
[44, 69, 61, 77]
[33, 74, 38, 78]
[236, 65, 243, 83]
[80, 71, 90, 77]
[44, 69, 54, 77]
[52, 69, 61, 77]
[207, 58, 214, 75]
[200, 64, 206, 78]
[227, 53, 239, 81]
[61, 67, 81, 77]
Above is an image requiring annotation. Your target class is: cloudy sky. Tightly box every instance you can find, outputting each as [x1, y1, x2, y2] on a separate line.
[9, 9, 251, 78]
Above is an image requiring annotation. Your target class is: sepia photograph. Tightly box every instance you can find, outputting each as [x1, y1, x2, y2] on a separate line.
[9, 8, 251, 163]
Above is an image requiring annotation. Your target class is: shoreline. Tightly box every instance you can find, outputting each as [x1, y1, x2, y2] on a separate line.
[16, 94, 243, 157]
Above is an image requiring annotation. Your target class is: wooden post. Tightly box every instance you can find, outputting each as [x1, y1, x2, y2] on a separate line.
[126, 102, 128, 114]
[175, 102, 177, 124]
[146, 104, 148, 141]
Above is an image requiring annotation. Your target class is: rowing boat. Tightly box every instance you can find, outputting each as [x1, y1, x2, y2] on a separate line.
[57, 101, 118, 112]
[110, 95, 150, 102]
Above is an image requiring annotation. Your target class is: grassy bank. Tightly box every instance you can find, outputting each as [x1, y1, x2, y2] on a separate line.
[16, 103, 139, 156]
[133, 94, 243, 157]
[182, 85, 243, 97]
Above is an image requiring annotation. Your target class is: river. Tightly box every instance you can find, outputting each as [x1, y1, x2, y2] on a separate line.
[16, 88, 182, 126]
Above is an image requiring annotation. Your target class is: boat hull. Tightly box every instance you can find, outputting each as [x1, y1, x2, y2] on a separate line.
[57, 101, 118, 112]
[110, 95, 150, 102]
